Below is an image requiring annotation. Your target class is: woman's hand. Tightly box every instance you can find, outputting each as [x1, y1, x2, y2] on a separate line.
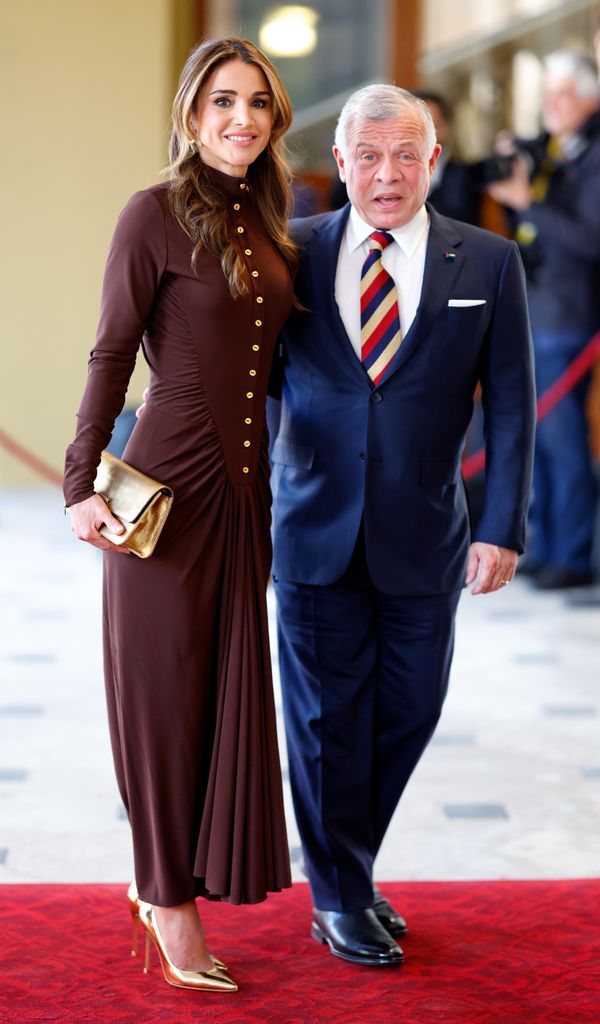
[68, 493, 131, 553]
[135, 386, 150, 419]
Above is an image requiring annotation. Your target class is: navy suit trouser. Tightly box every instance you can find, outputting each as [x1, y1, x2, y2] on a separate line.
[274, 531, 461, 912]
[528, 333, 598, 574]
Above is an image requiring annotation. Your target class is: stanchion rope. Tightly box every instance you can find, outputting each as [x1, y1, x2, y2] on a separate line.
[461, 329, 600, 480]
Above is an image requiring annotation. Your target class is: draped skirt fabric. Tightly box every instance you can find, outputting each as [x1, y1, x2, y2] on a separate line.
[102, 402, 291, 907]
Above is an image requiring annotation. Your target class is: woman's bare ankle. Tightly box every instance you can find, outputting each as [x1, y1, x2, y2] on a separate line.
[153, 902, 213, 972]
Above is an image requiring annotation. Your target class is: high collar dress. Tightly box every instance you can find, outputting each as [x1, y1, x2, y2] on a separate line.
[63, 167, 293, 906]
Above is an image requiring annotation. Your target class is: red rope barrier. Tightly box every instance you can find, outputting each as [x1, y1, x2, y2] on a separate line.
[462, 329, 600, 481]
[2, 331, 600, 488]
[0, 427, 63, 486]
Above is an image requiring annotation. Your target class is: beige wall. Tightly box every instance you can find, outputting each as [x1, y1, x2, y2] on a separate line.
[1, 0, 175, 485]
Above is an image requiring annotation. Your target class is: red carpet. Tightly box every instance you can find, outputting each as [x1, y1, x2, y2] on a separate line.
[2, 881, 599, 1023]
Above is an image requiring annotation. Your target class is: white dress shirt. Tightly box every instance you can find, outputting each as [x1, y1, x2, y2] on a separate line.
[334, 204, 430, 359]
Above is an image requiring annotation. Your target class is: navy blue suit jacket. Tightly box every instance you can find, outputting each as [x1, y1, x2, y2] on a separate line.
[271, 204, 535, 595]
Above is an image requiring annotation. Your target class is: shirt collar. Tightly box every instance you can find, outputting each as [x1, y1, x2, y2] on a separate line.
[346, 203, 429, 259]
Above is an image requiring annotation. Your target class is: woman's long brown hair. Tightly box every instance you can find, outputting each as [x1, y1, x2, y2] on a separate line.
[168, 37, 297, 298]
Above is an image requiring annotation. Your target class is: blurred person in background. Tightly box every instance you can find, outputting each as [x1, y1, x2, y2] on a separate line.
[415, 91, 512, 227]
[64, 37, 297, 994]
[489, 50, 600, 590]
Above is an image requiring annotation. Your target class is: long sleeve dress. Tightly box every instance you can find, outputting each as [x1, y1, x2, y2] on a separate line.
[63, 167, 293, 907]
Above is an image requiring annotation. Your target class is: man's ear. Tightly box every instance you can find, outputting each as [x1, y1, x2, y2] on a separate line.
[429, 142, 442, 174]
[332, 145, 346, 182]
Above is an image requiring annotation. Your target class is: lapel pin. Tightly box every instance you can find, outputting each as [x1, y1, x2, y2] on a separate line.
[444, 250, 456, 261]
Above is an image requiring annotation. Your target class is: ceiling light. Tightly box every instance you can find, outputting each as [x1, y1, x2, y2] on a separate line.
[259, 5, 319, 58]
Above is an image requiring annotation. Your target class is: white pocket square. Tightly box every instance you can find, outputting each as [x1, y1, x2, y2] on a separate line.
[448, 299, 486, 307]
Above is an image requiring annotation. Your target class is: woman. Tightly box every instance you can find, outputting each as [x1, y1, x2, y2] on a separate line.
[64, 37, 297, 993]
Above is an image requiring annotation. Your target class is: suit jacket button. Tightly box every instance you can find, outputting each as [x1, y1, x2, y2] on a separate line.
[359, 452, 366, 461]
[370, 392, 382, 404]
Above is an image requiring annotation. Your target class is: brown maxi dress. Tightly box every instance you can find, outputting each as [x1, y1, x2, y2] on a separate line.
[63, 168, 293, 907]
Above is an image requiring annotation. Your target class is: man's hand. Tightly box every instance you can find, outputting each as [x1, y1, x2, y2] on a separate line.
[465, 542, 518, 595]
[68, 493, 130, 554]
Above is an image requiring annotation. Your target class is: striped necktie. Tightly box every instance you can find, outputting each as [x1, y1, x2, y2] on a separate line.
[360, 230, 402, 385]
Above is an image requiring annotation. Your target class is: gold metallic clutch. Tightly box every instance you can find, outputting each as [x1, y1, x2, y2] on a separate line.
[94, 451, 174, 558]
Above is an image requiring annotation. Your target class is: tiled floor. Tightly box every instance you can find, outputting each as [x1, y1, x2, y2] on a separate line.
[1, 488, 598, 885]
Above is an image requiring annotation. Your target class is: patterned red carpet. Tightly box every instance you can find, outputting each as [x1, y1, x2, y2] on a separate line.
[2, 880, 598, 1023]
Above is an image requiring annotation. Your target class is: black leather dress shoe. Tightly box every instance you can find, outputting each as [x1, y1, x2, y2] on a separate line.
[311, 908, 404, 967]
[372, 889, 408, 937]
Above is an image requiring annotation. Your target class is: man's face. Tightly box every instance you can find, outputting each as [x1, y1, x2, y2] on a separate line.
[542, 73, 598, 137]
[333, 113, 440, 230]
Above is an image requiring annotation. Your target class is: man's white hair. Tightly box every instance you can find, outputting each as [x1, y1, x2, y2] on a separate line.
[334, 84, 437, 155]
[544, 50, 600, 99]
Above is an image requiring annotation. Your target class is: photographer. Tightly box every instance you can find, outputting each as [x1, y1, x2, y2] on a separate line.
[489, 51, 600, 590]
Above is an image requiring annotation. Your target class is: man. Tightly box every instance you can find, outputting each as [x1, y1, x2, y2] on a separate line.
[270, 85, 535, 967]
[489, 51, 600, 589]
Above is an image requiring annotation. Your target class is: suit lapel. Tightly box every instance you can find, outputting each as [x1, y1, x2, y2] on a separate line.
[377, 207, 465, 386]
[306, 206, 371, 384]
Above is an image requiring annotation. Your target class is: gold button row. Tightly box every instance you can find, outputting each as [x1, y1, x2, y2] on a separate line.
[239, 231, 259, 474]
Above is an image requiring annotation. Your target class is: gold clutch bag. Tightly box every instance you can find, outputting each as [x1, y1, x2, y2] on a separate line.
[94, 451, 174, 559]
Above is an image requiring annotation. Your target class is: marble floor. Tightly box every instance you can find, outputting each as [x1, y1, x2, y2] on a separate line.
[1, 488, 598, 886]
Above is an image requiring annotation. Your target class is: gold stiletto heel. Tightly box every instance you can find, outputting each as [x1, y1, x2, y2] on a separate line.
[126, 881, 229, 972]
[127, 881, 141, 956]
[138, 902, 238, 993]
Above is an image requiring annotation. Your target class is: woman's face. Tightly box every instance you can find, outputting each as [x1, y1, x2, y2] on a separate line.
[192, 59, 274, 177]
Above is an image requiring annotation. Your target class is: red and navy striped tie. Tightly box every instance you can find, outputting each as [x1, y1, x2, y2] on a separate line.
[360, 230, 402, 385]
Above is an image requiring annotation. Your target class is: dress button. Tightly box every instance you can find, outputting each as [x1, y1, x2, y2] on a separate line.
[244, 440, 251, 448]
[246, 391, 254, 398]
[252, 344, 259, 351]
[245, 417, 252, 424]
[251, 270, 259, 278]
[237, 226, 244, 234]
[370, 392, 383, 404]
[256, 296, 264, 304]
[240, 183, 246, 189]
[249, 369, 257, 376]
[245, 248, 252, 255]
[243, 466, 249, 473]
[255, 319, 262, 327]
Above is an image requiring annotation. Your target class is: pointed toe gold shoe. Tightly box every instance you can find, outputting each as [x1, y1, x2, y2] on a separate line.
[138, 901, 238, 993]
[126, 881, 228, 973]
